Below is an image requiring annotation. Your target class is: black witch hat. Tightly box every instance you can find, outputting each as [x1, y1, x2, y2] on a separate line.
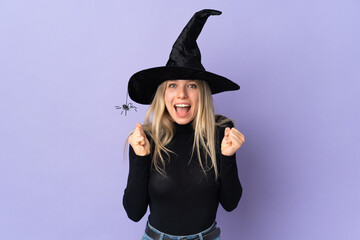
[128, 9, 240, 105]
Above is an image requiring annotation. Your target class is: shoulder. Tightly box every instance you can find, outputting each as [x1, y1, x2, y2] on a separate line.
[215, 115, 235, 142]
[215, 114, 234, 128]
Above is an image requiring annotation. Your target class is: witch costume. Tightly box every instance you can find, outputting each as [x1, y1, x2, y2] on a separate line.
[123, 9, 242, 240]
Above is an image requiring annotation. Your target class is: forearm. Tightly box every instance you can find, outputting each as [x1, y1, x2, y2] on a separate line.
[123, 146, 151, 221]
[219, 153, 242, 211]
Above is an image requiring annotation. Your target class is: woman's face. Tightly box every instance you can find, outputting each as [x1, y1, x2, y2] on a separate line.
[164, 80, 199, 125]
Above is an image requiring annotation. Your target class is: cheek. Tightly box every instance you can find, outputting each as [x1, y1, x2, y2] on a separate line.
[164, 100, 170, 112]
[164, 92, 173, 111]
[192, 94, 200, 113]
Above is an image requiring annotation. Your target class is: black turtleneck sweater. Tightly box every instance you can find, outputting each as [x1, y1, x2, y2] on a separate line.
[123, 119, 242, 235]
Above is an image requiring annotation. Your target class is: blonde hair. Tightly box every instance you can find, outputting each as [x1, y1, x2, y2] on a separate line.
[140, 80, 231, 179]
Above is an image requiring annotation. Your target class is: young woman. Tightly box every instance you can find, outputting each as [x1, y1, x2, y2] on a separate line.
[123, 10, 245, 240]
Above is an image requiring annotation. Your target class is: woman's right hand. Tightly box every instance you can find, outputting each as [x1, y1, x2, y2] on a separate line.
[128, 123, 151, 156]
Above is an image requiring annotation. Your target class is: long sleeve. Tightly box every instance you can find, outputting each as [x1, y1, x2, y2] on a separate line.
[218, 153, 242, 211]
[122, 145, 151, 222]
[217, 119, 243, 211]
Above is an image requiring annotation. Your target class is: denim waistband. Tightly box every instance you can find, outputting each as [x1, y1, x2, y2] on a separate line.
[146, 221, 217, 239]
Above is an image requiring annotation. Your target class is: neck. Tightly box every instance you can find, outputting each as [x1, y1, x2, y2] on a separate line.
[173, 121, 193, 133]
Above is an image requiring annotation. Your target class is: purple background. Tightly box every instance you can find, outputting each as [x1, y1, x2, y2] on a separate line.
[1, 1, 359, 239]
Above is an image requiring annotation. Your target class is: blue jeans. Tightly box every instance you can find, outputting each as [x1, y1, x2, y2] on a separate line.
[141, 221, 221, 240]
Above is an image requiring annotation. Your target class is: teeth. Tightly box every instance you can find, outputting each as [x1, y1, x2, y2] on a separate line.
[175, 104, 190, 107]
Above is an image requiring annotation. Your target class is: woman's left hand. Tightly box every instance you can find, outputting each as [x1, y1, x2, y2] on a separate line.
[221, 127, 245, 156]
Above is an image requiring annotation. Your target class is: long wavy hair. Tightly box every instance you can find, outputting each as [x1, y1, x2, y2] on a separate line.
[139, 80, 231, 179]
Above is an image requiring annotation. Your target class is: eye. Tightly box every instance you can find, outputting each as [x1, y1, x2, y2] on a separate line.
[188, 83, 197, 89]
[168, 83, 176, 88]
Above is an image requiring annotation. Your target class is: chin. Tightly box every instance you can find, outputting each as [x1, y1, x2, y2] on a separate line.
[170, 113, 195, 125]
[174, 119, 193, 125]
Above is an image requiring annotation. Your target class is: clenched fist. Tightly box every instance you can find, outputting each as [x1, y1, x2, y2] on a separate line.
[128, 123, 151, 156]
[221, 127, 245, 156]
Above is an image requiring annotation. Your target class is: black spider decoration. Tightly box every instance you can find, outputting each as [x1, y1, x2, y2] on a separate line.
[115, 93, 137, 116]
[115, 102, 137, 116]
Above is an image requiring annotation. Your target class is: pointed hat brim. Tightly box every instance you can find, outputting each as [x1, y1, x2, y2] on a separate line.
[128, 66, 239, 104]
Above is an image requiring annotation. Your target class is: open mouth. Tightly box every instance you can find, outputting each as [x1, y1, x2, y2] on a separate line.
[174, 104, 191, 117]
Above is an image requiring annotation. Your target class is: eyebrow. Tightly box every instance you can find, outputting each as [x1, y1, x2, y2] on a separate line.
[166, 80, 198, 86]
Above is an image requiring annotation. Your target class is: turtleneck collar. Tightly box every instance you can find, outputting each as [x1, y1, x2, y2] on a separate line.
[173, 121, 194, 134]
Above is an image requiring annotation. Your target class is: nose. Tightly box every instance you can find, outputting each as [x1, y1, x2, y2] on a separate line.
[177, 85, 188, 99]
